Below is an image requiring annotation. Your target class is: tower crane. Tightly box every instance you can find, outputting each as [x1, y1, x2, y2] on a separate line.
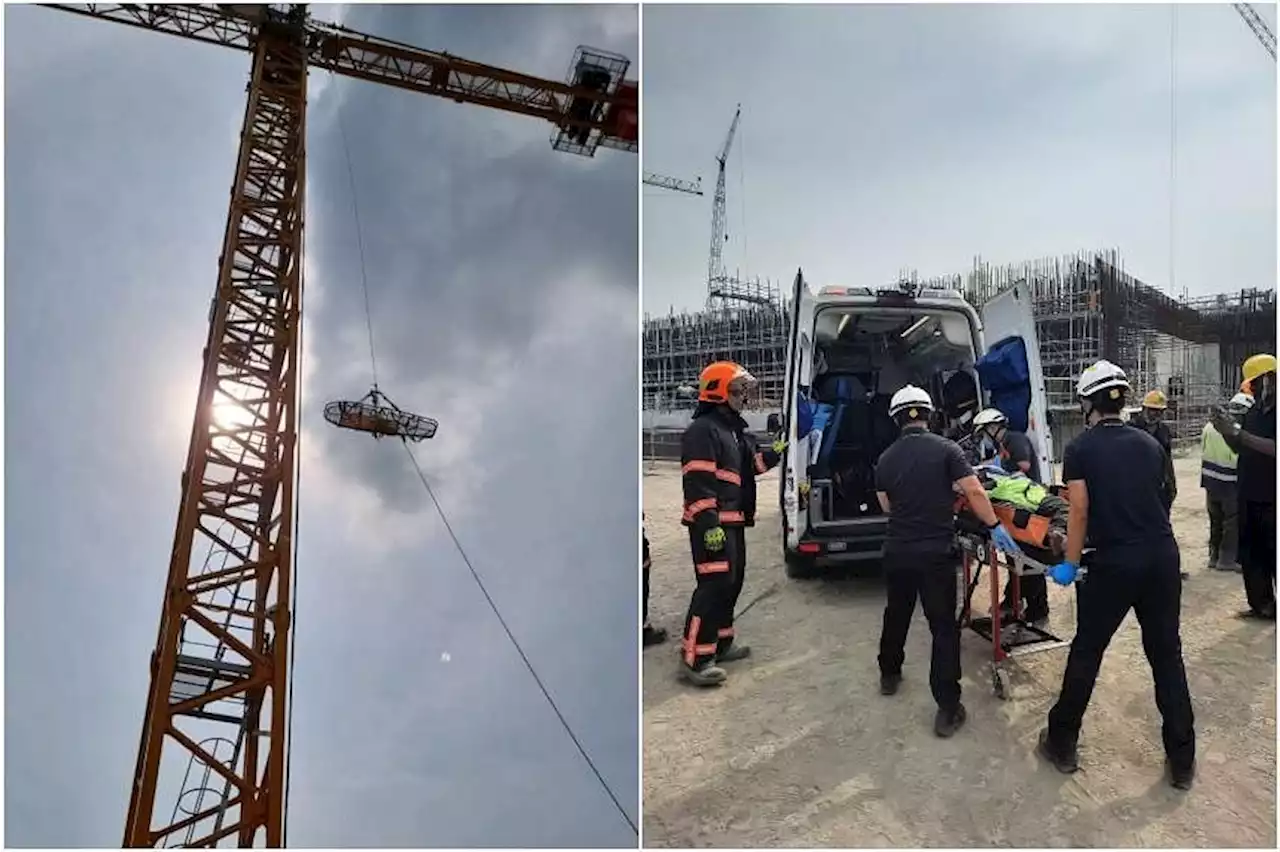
[643, 171, 703, 195]
[701, 104, 772, 308]
[41, 4, 637, 847]
[706, 104, 741, 304]
[1233, 2, 1277, 60]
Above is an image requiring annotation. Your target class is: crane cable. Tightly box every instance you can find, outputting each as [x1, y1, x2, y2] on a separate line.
[400, 440, 638, 837]
[338, 103, 381, 391]
[332, 92, 636, 838]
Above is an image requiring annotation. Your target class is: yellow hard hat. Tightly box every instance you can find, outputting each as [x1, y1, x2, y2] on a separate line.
[1242, 353, 1277, 383]
[1142, 389, 1168, 410]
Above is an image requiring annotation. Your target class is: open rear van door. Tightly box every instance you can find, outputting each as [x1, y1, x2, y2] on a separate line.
[780, 268, 816, 551]
[980, 282, 1053, 482]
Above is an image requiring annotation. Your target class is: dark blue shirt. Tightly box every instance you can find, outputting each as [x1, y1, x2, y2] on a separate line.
[875, 429, 972, 556]
[1061, 419, 1174, 551]
[1238, 401, 1277, 505]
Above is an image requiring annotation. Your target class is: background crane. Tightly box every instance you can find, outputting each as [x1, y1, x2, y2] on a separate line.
[42, 4, 637, 847]
[1233, 2, 1277, 60]
[700, 104, 773, 307]
[643, 170, 703, 195]
[706, 103, 741, 305]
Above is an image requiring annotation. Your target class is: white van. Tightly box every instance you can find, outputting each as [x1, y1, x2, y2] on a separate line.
[777, 270, 1052, 578]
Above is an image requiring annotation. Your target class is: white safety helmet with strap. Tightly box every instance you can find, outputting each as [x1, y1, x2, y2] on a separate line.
[1076, 359, 1130, 399]
[973, 407, 1008, 430]
[889, 384, 933, 421]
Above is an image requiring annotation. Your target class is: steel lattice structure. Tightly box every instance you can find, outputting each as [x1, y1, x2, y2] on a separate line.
[41, 3, 637, 847]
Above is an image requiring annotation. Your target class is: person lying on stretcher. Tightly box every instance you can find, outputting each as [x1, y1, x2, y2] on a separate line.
[959, 464, 1070, 624]
[974, 464, 1069, 558]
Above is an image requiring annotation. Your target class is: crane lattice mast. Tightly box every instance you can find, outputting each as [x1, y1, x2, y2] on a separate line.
[41, 4, 636, 847]
[706, 104, 741, 305]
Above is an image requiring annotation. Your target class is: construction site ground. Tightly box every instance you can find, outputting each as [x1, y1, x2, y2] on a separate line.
[642, 455, 1276, 848]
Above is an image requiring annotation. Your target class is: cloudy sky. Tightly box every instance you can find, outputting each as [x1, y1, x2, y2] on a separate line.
[643, 3, 1277, 315]
[6, 3, 638, 847]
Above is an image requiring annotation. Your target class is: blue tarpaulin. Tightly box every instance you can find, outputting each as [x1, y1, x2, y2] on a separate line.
[976, 335, 1032, 433]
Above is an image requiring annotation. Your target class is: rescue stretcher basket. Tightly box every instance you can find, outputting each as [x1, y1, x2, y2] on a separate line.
[954, 499, 1087, 700]
[323, 387, 438, 442]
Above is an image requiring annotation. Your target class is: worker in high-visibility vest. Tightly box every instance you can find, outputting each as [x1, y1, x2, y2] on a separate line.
[1213, 354, 1277, 620]
[1201, 393, 1253, 572]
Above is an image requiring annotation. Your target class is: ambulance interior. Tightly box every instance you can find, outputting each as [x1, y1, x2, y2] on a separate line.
[804, 307, 980, 527]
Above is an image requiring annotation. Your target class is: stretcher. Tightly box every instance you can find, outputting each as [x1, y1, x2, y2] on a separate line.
[953, 492, 1087, 700]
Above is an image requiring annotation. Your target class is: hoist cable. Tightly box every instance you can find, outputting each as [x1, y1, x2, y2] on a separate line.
[337, 102, 381, 390]
[401, 440, 638, 837]
[282, 256, 303, 847]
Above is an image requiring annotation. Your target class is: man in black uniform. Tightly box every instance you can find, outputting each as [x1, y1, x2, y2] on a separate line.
[1213, 353, 1277, 620]
[1038, 360, 1195, 790]
[1130, 389, 1178, 514]
[642, 518, 667, 647]
[678, 360, 785, 686]
[875, 385, 1020, 737]
[973, 407, 1051, 623]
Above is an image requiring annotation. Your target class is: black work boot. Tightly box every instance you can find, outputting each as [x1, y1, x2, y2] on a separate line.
[880, 672, 903, 696]
[933, 703, 967, 738]
[680, 662, 727, 687]
[643, 625, 668, 648]
[1037, 728, 1080, 774]
[1167, 759, 1195, 791]
[717, 643, 751, 664]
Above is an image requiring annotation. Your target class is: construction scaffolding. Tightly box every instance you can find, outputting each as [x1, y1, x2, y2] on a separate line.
[643, 249, 1276, 460]
[643, 274, 788, 408]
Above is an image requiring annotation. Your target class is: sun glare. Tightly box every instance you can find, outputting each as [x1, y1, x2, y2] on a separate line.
[210, 401, 258, 431]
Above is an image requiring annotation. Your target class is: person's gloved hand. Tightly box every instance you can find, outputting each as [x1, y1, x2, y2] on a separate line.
[772, 437, 789, 455]
[704, 526, 726, 551]
[1211, 406, 1241, 439]
[1047, 560, 1080, 586]
[990, 523, 1021, 555]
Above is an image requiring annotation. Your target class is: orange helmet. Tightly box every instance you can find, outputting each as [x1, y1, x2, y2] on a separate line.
[698, 361, 755, 404]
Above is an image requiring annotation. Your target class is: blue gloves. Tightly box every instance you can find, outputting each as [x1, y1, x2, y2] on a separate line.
[1047, 561, 1080, 586]
[990, 524, 1021, 555]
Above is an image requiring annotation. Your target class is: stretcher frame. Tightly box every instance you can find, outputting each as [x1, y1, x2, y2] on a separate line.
[955, 529, 1087, 700]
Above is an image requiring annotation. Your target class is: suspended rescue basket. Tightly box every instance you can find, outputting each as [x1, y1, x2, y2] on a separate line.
[324, 387, 438, 442]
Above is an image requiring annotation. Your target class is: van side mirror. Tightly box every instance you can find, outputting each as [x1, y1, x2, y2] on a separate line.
[766, 413, 782, 434]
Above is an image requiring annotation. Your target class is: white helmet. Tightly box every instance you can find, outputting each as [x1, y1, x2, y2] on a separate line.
[973, 407, 1008, 429]
[1076, 359, 1130, 399]
[1229, 392, 1255, 410]
[889, 384, 933, 419]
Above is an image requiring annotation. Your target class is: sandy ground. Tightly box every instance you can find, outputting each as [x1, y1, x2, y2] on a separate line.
[642, 456, 1276, 848]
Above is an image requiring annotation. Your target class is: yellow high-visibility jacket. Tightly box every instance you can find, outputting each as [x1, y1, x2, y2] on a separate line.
[1201, 422, 1239, 494]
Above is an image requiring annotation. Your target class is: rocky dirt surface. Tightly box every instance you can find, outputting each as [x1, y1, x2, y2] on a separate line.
[642, 456, 1275, 848]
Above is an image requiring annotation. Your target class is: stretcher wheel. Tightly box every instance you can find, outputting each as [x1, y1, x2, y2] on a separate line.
[991, 666, 1008, 701]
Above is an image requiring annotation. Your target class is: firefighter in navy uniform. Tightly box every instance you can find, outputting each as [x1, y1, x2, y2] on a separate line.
[1213, 353, 1277, 620]
[875, 386, 1021, 737]
[678, 361, 785, 687]
[1038, 360, 1196, 790]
